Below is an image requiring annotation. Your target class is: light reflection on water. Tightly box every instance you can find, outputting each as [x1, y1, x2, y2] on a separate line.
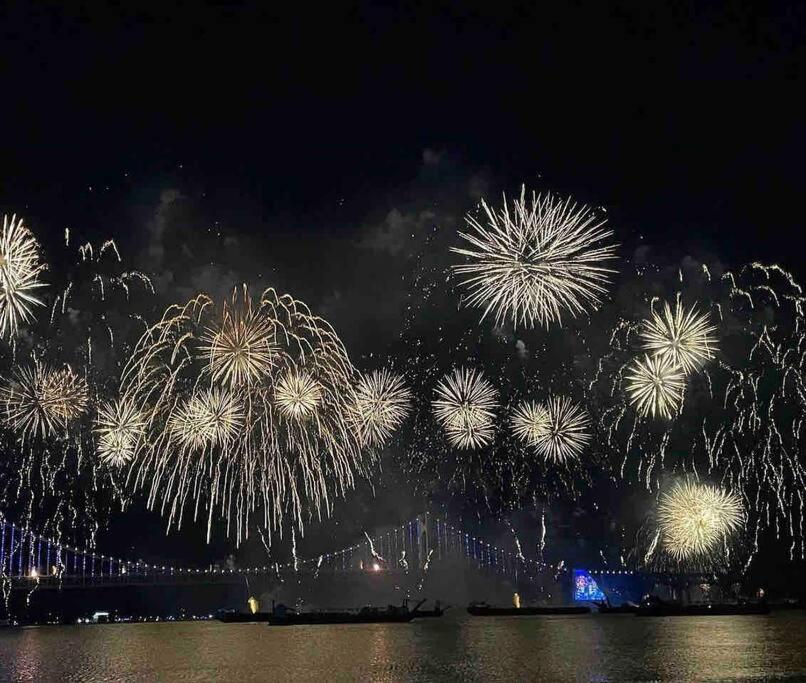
[1, 613, 805, 681]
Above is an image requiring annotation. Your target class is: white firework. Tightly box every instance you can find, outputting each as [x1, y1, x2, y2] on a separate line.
[533, 396, 590, 463]
[353, 369, 412, 446]
[510, 400, 549, 447]
[451, 186, 617, 328]
[626, 354, 685, 419]
[433, 367, 498, 449]
[641, 299, 718, 373]
[0, 214, 47, 339]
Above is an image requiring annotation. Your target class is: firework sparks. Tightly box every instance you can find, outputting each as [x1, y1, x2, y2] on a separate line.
[0, 214, 47, 339]
[95, 398, 146, 466]
[353, 369, 412, 446]
[0, 362, 88, 440]
[275, 369, 322, 420]
[451, 186, 617, 328]
[625, 354, 685, 419]
[641, 299, 718, 373]
[433, 367, 497, 449]
[657, 480, 744, 561]
[532, 397, 590, 463]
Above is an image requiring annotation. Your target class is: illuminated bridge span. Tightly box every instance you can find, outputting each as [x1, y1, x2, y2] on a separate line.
[0, 514, 562, 590]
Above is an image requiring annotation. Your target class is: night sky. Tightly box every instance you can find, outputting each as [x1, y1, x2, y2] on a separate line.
[2, 3, 805, 572]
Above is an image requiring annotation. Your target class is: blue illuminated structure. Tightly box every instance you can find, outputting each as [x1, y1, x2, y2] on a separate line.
[573, 569, 606, 602]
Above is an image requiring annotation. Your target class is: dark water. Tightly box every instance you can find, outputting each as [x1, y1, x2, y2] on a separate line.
[1, 613, 805, 682]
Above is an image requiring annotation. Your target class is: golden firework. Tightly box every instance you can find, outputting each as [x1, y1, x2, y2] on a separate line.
[641, 300, 718, 373]
[0, 362, 87, 440]
[514, 397, 589, 463]
[626, 354, 685, 419]
[0, 214, 47, 339]
[95, 398, 146, 466]
[510, 400, 549, 447]
[119, 286, 368, 545]
[199, 286, 278, 387]
[168, 389, 243, 450]
[657, 481, 744, 561]
[433, 367, 498, 449]
[353, 369, 412, 446]
[275, 369, 322, 420]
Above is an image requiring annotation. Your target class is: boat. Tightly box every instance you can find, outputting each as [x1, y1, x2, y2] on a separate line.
[636, 596, 770, 617]
[267, 599, 426, 626]
[413, 600, 449, 618]
[467, 602, 591, 616]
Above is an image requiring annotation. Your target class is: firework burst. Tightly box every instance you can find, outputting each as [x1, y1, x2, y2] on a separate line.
[0, 362, 88, 440]
[353, 369, 412, 447]
[95, 398, 146, 466]
[510, 400, 549, 447]
[275, 369, 322, 420]
[199, 287, 278, 387]
[641, 299, 718, 373]
[451, 186, 617, 328]
[0, 214, 47, 339]
[120, 286, 370, 544]
[531, 397, 590, 464]
[433, 367, 498, 449]
[625, 354, 685, 419]
[657, 480, 744, 562]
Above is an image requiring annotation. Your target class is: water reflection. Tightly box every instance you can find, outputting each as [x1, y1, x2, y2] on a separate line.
[0, 613, 804, 682]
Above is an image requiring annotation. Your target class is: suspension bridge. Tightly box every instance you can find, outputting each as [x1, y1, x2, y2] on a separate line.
[0, 513, 564, 592]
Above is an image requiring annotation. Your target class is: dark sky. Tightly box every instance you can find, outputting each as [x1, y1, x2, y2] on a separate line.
[1, 2, 805, 565]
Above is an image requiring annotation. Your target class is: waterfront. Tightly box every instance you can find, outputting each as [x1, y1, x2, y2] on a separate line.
[1, 613, 805, 681]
